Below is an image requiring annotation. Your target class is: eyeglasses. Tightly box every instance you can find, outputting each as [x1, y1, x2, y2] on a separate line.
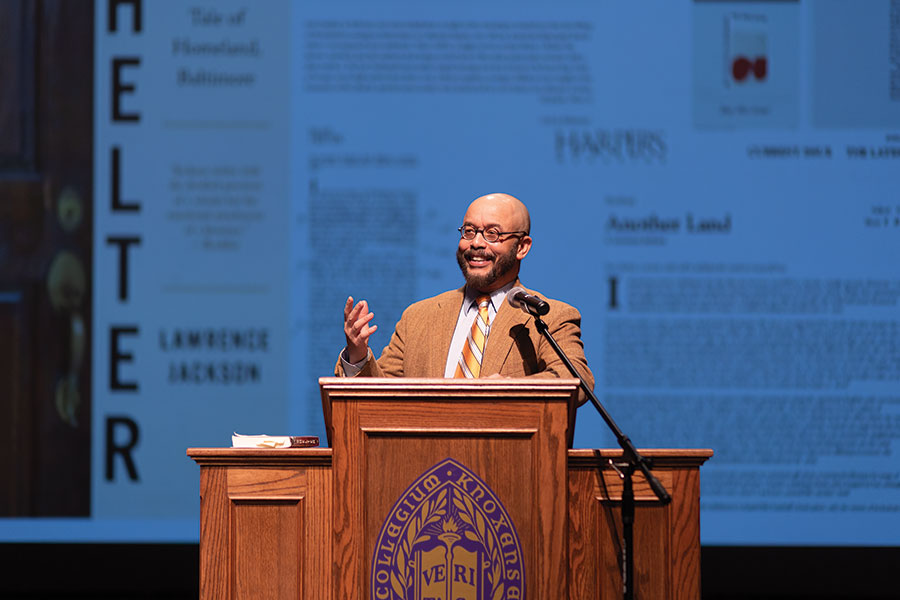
[458, 225, 527, 243]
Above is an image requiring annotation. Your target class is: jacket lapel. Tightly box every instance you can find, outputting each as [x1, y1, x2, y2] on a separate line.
[429, 287, 465, 376]
[481, 287, 530, 376]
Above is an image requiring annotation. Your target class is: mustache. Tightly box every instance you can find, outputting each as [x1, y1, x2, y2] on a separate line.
[463, 249, 494, 261]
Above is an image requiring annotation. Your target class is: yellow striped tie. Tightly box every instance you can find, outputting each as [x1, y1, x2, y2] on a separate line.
[455, 295, 491, 378]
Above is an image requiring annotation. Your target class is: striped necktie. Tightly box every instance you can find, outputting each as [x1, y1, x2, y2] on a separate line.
[455, 295, 491, 378]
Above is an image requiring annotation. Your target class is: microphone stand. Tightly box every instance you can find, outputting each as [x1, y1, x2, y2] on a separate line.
[526, 306, 671, 600]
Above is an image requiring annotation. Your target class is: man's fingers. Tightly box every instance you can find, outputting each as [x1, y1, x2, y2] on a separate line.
[344, 298, 368, 325]
[354, 311, 375, 328]
[351, 312, 376, 339]
[351, 300, 368, 322]
[343, 297, 376, 365]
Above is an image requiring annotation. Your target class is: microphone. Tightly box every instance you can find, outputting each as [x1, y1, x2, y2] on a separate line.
[506, 286, 550, 316]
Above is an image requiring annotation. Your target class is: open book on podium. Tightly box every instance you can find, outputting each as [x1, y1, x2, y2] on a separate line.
[231, 433, 319, 448]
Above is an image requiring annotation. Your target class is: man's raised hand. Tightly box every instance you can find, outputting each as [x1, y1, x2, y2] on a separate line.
[344, 296, 377, 364]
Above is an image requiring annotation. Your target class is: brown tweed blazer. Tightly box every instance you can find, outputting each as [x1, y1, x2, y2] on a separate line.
[335, 284, 594, 403]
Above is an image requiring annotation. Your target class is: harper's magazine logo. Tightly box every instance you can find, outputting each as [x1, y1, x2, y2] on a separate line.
[371, 458, 525, 600]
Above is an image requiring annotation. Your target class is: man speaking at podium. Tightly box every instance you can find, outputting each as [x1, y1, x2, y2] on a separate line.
[337, 192, 593, 405]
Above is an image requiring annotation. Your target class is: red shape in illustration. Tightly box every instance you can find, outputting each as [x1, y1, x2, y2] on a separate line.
[732, 56, 767, 81]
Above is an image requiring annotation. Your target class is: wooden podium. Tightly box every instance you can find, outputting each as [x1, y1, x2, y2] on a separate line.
[188, 378, 710, 599]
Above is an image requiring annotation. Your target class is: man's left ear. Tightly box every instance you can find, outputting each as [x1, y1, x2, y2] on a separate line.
[516, 236, 533, 260]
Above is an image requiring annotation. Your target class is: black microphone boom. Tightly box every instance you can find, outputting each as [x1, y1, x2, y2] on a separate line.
[515, 296, 672, 600]
[506, 286, 550, 315]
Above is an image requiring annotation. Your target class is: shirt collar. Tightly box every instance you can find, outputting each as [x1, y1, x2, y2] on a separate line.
[464, 281, 516, 314]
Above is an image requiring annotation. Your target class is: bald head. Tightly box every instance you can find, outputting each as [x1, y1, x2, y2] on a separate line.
[465, 193, 531, 235]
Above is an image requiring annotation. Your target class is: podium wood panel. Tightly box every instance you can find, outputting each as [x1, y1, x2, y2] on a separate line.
[189, 380, 710, 600]
[188, 447, 710, 599]
[188, 449, 332, 600]
[568, 449, 710, 600]
[322, 378, 578, 600]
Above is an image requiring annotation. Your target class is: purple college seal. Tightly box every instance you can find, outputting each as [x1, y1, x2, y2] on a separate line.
[370, 458, 526, 600]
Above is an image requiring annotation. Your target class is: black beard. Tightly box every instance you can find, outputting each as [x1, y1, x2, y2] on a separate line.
[456, 243, 518, 291]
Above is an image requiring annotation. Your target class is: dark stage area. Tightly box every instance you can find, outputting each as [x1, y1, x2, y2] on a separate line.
[0, 543, 897, 599]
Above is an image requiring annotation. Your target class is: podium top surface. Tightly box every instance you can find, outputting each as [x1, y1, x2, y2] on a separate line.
[318, 376, 581, 398]
[186, 447, 712, 468]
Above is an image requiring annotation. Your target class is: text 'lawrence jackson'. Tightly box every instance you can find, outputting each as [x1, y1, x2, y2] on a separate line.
[159, 327, 269, 385]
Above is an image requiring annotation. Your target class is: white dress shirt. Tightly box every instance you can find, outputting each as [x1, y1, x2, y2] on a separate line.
[442, 282, 515, 377]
